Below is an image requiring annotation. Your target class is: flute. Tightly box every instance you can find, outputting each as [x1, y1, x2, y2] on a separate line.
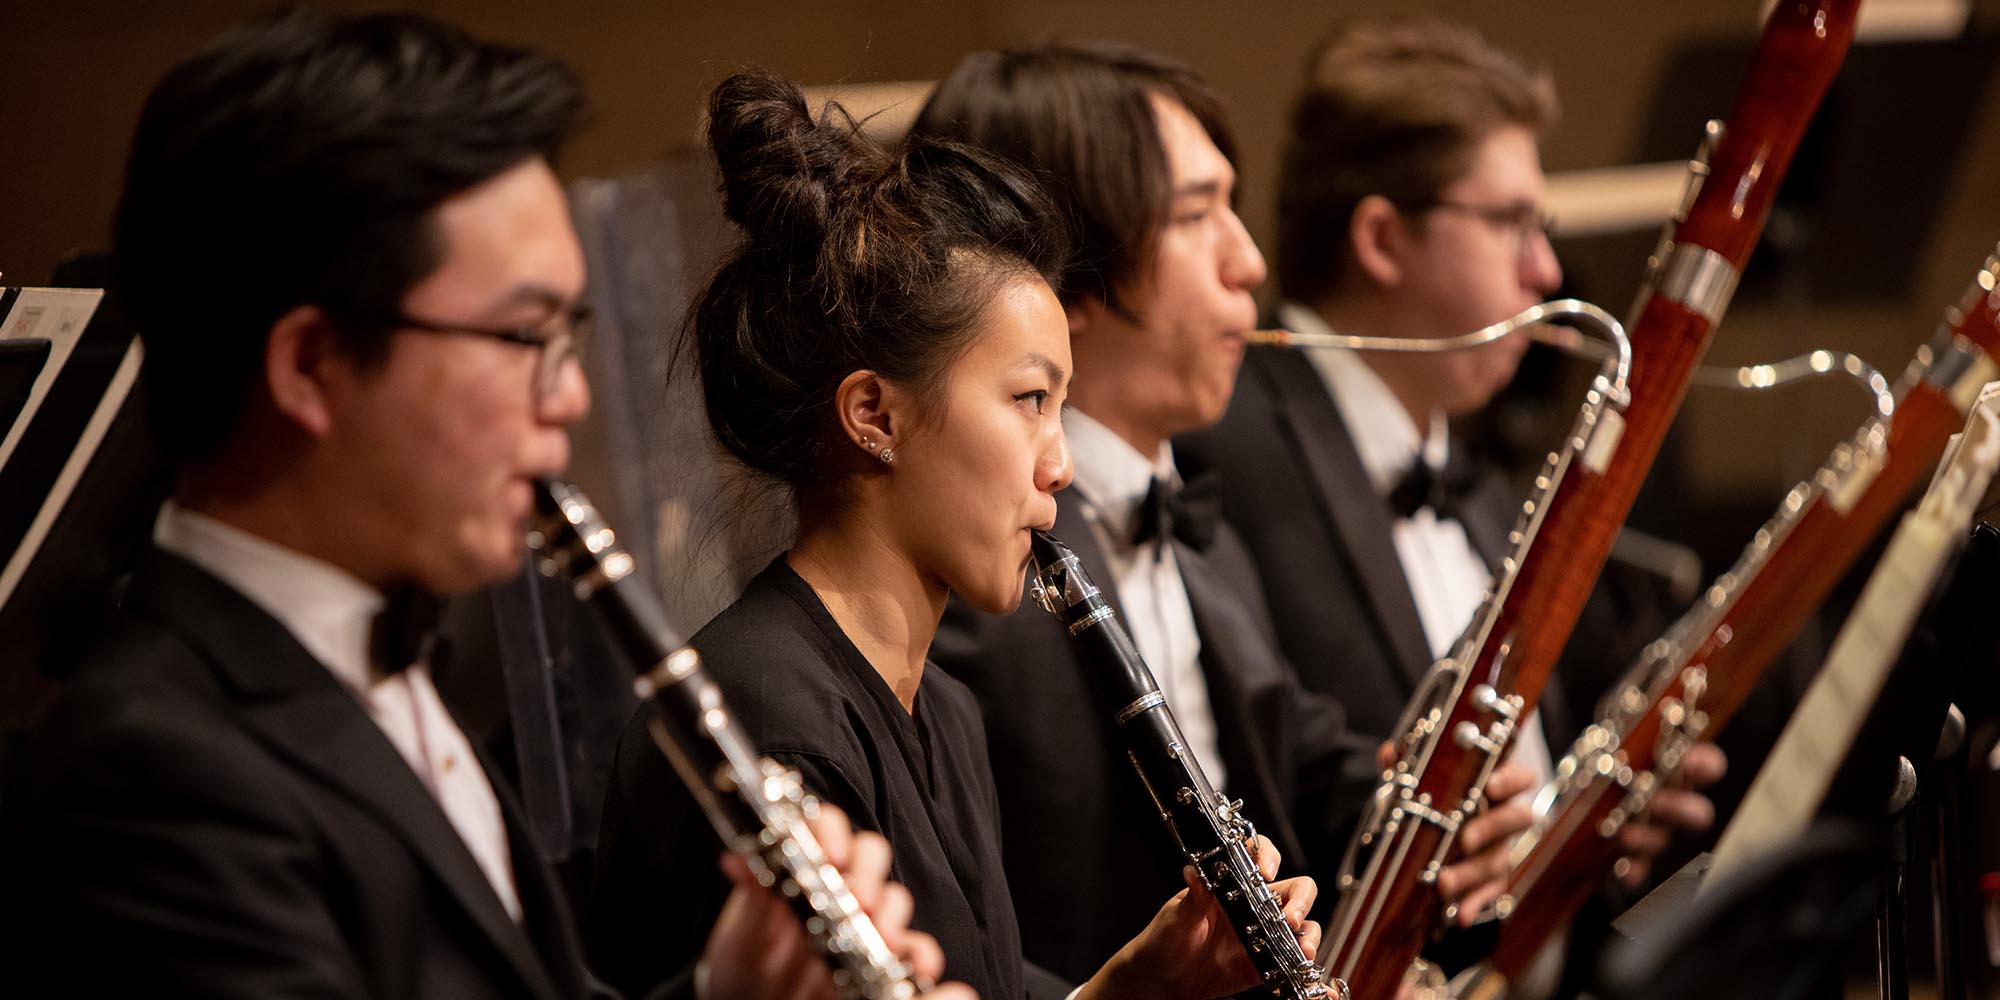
[1026, 529, 1343, 1000]
[529, 480, 931, 1000]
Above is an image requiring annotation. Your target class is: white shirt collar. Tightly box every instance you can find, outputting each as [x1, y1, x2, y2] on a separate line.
[152, 501, 384, 693]
[1278, 301, 1450, 496]
[1062, 407, 1178, 547]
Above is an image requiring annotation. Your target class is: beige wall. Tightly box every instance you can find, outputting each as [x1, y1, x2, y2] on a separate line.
[6, 0, 1999, 507]
[0, 1, 1914, 282]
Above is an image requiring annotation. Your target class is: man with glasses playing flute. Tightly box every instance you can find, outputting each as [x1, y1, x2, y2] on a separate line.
[0, 11, 955, 999]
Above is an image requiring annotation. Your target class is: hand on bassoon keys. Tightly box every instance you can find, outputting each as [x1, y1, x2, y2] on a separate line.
[1365, 739, 1535, 928]
[1077, 834, 1320, 1000]
[1603, 740, 1727, 889]
[1370, 738, 1730, 926]
[703, 803, 976, 1000]
[1434, 760, 1537, 927]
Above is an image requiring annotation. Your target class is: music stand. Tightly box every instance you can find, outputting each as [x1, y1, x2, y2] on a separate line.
[1621, 27, 1996, 305]
[0, 258, 168, 728]
[0, 339, 52, 441]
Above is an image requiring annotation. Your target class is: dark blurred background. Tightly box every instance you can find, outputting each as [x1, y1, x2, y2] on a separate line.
[8, 2, 2000, 995]
[7, 0, 2000, 548]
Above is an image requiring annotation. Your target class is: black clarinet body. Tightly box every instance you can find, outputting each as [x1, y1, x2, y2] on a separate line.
[1026, 530, 1340, 1000]
[529, 479, 930, 1000]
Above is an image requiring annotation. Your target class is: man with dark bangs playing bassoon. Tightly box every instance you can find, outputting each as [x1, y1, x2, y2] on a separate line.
[916, 31, 1730, 1000]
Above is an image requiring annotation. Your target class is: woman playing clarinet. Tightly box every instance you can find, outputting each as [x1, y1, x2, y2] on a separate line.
[588, 70, 1319, 1000]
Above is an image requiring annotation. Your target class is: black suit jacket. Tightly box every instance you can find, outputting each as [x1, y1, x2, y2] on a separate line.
[931, 493, 1377, 984]
[1179, 344, 1675, 756]
[0, 549, 610, 999]
[1175, 345, 1696, 992]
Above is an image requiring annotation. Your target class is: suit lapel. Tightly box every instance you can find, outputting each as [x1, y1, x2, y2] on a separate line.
[485, 743, 591, 1000]
[1447, 467, 1574, 749]
[1170, 538, 1305, 861]
[1053, 491, 1132, 622]
[1253, 347, 1434, 685]
[125, 551, 566, 1000]
[1456, 469, 1517, 570]
[1054, 483, 1306, 860]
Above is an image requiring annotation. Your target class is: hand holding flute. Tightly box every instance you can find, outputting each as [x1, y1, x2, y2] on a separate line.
[704, 803, 973, 1000]
[531, 479, 971, 1000]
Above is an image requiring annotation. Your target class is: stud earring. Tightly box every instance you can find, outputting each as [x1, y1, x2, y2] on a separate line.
[879, 447, 896, 464]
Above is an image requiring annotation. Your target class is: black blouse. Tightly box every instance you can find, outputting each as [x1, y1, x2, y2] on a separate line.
[589, 559, 1032, 1000]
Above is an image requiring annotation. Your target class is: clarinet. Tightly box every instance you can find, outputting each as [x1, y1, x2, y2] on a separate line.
[1026, 530, 1343, 1000]
[528, 480, 931, 1000]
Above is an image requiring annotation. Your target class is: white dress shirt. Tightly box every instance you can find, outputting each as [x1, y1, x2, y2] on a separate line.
[153, 502, 524, 922]
[1062, 409, 1228, 789]
[1281, 302, 1554, 789]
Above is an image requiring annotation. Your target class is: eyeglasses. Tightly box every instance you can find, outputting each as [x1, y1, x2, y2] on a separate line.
[379, 303, 594, 407]
[1407, 200, 1556, 257]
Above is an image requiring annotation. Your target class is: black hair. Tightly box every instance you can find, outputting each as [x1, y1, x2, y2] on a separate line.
[691, 70, 1068, 499]
[114, 8, 587, 463]
[911, 39, 1236, 317]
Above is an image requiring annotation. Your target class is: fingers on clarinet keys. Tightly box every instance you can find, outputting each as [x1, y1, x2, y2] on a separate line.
[1246, 831, 1274, 875]
[706, 805, 958, 1000]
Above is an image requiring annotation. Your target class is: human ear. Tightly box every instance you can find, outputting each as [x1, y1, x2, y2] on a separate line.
[833, 369, 902, 464]
[1064, 298, 1094, 338]
[1350, 194, 1409, 290]
[264, 304, 338, 437]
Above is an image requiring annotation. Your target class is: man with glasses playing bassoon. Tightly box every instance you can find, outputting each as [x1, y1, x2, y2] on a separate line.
[1178, 18, 1727, 993]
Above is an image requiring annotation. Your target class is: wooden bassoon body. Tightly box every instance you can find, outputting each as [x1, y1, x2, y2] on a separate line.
[1454, 253, 2000, 1000]
[1321, 4, 1861, 995]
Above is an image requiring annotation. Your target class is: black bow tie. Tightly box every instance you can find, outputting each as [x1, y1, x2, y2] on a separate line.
[370, 585, 448, 677]
[1134, 472, 1222, 552]
[1387, 457, 1481, 523]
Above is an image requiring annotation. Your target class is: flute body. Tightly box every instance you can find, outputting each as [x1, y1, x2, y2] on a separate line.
[530, 480, 930, 1000]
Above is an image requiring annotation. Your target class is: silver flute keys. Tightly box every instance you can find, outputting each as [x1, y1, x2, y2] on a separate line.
[530, 480, 931, 1000]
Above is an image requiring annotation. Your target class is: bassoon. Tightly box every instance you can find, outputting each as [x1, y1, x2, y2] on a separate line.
[1320, 3, 1861, 995]
[528, 480, 932, 1000]
[1026, 530, 1343, 1000]
[1453, 252, 2000, 1000]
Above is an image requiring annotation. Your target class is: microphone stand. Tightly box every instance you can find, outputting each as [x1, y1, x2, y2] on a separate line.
[1876, 756, 1918, 1000]
[1930, 706, 1971, 1000]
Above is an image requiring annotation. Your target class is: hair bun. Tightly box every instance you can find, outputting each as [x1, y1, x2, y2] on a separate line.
[705, 71, 879, 244]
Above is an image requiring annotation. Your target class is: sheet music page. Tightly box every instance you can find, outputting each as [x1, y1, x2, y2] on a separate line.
[1707, 512, 1953, 877]
[0, 287, 105, 472]
[1706, 379, 2000, 882]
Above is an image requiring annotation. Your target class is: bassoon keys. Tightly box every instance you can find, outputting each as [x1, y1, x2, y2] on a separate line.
[1456, 250, 2000, 1000]
[1322, 3, 1862, 996]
